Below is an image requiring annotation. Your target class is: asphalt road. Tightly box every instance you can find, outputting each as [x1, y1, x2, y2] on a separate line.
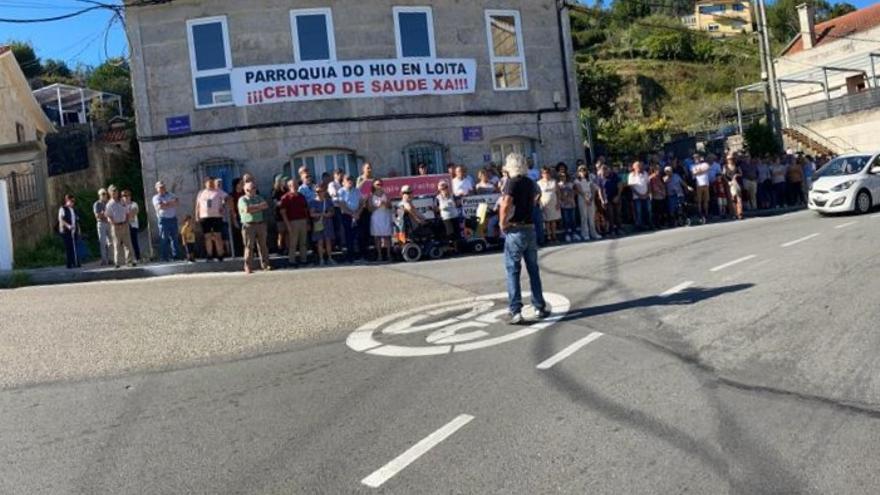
[3, 209, 880, 494]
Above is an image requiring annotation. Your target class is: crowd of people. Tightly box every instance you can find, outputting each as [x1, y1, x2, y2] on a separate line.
[56, 148, 827, 272]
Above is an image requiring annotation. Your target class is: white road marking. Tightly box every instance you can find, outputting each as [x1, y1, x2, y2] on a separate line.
[781, 233, 820, 248]
[361, 414, 474, 488]
[660, 281, 694, 297]
[709, 255, 757, 273]
[835, 221, 857, 229]
[536, 332, 604, 370]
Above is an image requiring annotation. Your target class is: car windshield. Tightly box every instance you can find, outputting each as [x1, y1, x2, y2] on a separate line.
[815, 155, 871, 177]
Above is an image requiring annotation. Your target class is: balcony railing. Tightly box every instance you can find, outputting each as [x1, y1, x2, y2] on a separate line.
[789, 86, 880, 125]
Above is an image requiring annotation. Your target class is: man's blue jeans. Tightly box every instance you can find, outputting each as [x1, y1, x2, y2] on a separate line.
[633, 198, 649, 227]
[531, 205, 545, 245]
[341, 214, 358, 261]
[504, 226, 546, 315]
[158, 217, 179, 261]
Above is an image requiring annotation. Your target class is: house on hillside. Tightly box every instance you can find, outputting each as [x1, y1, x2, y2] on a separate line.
[684, 0, 754, 37]
[774, 3, 880, 154]
[123, 0, 583, 237]
[0, 45, 56, 250]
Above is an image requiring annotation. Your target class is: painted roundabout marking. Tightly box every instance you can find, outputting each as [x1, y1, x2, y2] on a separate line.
[346, 292, 571, 357]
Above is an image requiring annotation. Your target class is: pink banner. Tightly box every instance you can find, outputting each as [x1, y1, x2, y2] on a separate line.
[359, 174, 450, 199]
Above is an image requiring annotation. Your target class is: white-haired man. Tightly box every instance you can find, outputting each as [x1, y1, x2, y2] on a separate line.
[499, 153, 550, 324]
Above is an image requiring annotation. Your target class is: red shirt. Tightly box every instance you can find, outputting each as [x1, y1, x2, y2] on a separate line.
[280, 192, 309, 221]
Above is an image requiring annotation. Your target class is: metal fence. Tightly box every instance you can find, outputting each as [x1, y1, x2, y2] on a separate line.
[789, 86, 880, 125]
[1, 170, 43, 223]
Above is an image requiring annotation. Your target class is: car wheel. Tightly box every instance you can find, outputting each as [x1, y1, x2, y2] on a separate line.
[401, 243, 422, 263]
[855, 190, 872, 214]
[472, 241, 486, 253]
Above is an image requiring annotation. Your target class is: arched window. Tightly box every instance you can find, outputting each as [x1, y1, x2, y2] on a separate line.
[292, 148, 359, 180]
[403, 142, 446, 175]
[491, 137, 536, 165]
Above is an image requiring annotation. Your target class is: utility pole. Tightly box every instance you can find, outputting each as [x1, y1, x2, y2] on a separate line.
[753, 0, 783, 143]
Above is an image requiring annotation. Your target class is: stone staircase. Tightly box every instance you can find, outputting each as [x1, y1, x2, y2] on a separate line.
[782, 127, 837, 156]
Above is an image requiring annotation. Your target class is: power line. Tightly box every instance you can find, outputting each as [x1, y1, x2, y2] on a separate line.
[0, 5, 105, 23]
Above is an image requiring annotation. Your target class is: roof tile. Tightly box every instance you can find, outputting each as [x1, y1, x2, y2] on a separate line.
[784, 3, 880, 56]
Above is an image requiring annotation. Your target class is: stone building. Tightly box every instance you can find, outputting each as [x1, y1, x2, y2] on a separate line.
[124, 0, 582, 225]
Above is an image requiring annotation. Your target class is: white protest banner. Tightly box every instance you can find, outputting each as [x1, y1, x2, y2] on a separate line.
[460, 194, 500, 218]
[231, 59, 477, 107]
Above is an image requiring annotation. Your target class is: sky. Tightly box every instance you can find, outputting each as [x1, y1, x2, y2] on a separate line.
[0, 0, 876, 69]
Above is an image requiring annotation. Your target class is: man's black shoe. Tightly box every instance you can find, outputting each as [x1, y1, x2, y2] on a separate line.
[535, 308, 551, 320]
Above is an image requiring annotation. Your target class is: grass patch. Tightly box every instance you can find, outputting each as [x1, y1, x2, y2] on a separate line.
[13, 234, 66, 269]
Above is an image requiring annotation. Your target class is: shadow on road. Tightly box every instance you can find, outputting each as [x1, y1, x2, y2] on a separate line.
[558, 284, 753, 324]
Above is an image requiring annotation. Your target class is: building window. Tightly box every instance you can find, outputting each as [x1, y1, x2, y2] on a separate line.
[403, 142, 446, 175]
[15, 122, 25, 143]
[491, 137, 535, 165]
[486, 10, 527, 91]
[186, 16, 233, 109]
[393, 6, 435, 58]
[198, 158, 238, 194]
[699, 4, 726, 14]
[291, 8, 336, 62]
[732, 3, 745, 11]
[707, 24, 720, 32]
[293, 149, 359, 180]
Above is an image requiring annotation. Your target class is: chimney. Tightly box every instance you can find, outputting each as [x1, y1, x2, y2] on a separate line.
[797, 3, 816, 50]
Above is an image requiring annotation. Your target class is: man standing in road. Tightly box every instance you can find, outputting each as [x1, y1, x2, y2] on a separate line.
[93, 188, 111, 265]
[105, 185, 136, 268]
[151, 181, 180, 262]
[691, 154, 711, 224]
[499, 153, 550, 325]
[238, 181, 271, 274]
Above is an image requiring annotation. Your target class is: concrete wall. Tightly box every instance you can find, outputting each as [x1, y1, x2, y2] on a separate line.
[45, 143, 130, 210]
[803, 106, 880, 153]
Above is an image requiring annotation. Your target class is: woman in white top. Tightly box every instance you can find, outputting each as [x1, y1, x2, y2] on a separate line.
[538, 166, 561, 243]
[368, 178, 393, 262]
[435, 181, 461, 252]
[575, 166, 602, 240]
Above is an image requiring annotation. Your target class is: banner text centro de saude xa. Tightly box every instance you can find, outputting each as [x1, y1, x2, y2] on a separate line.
[231, 58, 477, 106]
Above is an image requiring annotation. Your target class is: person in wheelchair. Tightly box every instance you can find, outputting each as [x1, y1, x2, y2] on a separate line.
[398, 186, 428, 236]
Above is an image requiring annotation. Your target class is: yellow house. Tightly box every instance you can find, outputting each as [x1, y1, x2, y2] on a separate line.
[0, 45, 56, 251]
[689, 0, 754, 37]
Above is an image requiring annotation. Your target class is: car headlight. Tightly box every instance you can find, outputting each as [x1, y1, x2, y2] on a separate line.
[831, 181, 855, 192]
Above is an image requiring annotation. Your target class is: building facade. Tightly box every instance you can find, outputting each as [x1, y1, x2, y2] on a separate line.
[774, 3, 880, 153]
[687, 0, 753, 37]
[124, 0, 582, 225]
[0, 46, 56, 251]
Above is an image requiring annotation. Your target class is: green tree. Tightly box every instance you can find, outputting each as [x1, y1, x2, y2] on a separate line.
[611, 0, 652, 25]
[827, 2, 857, 19]
[577, 62, 624, 119]
[85, 58, 132, 115]
[42, 59, 72, 79]
[766, 0, 831, 43]
[744, 122, 781, 156]
[8, 41, 41, 79]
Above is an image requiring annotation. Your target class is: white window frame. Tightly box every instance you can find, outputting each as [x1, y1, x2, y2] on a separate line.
[393, 6, 436, 59]
[186, 16, 233, 110]
[290, 8, 337, 62]
[485, 9, 528, 92]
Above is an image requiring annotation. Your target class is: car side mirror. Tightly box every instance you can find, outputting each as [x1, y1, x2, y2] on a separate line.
[871, 166, 880, 175]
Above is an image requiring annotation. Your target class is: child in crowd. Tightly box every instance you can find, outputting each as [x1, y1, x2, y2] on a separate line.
[180, 214, 197, 262]
[712, 174, 729, 220]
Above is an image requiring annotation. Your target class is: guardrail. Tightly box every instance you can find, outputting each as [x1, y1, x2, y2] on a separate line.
[789, 86, 880, 125]
[1, 171, 41, 221]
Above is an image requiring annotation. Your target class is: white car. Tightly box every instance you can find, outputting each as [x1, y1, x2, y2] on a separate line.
[809, 152, 880, 215]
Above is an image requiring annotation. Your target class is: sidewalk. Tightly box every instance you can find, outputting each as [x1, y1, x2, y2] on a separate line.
[1, 205, 806, 288]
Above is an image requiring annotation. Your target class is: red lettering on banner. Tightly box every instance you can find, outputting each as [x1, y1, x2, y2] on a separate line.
[342, 81, 365, 94]
[433, 79, 456, 91]
[263, 87, 275, 99]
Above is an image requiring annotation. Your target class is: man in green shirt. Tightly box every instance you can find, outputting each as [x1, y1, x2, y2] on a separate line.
[237, 182, 271, 274]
